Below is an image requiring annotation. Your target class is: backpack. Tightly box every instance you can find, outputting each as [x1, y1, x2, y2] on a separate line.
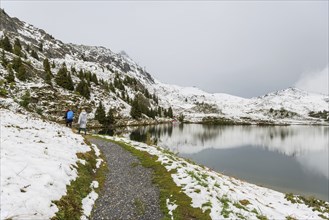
[67, 110, 74, 120]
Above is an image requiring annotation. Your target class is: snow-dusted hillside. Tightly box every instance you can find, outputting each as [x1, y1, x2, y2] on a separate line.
[0, 9, 328, 125]
[153, 81, 328, 124]
[0, 105, 91, 219]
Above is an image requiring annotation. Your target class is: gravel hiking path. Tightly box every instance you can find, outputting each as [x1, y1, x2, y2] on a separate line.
[88, 137, 164, 220]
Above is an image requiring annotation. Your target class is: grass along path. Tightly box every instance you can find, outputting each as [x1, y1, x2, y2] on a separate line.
[90, 135, 209, 220]
[96, 135, 329, 220]
[51, 138, 107, 220]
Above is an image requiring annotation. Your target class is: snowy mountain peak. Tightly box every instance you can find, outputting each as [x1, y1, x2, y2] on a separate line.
[0, 9, 328, 125]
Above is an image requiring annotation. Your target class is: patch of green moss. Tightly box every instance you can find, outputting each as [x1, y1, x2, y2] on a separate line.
[286, 216, 297, 220]
[257, 214, 268, 220]
[219, 196, 232, 218]
[233, 202, 248, 212]
[285, 193, 329, 219]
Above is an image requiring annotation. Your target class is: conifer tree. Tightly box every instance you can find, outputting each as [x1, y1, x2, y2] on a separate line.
[16, 65, 27, 81]
[91, 73, 98, 85]
[55, 66, 74, 90]
[51, 60, 55, 68]
[45, 72, 52, 85]
[43, 58, 51, 73]
[76, 79, 90, 99]
[38, 42, 43, 52]
[104, 108, 115, 127]
[152, 93, 158, 104]
[30, 49, 39, 60]
[95, 101, 106, 124]
[0, 36, 12, 53]
[68, 73, 74, 90]
[12, 57, 22, 73]
[13, 38, 22, 57]
[178, 114, 185, 123]
[20, 90, 31, 108]
[164, 109, 168, 118]
[70, 66, 76, 74]
[78, 69, 84, 79]
[130, 96, 142, 119]
[25, 44, 30, 52]
[147, 108, 156, 119]
[1, 49, 8, 67]
[103, 81, 109, 92]
[157, 107, 162, 117]
[5, 64, 15, 83]
[168, 107, 173, 118]
[85, 71, 92, 82]
[109, 82, 115, 93]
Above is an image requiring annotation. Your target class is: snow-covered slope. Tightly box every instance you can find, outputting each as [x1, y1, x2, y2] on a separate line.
[154, 81, 328, 124]
[0, 106, 90, 219]
[0, 9, 328, 125]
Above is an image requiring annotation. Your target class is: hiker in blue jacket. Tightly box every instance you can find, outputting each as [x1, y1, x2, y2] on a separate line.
[64, 109, 74, 127]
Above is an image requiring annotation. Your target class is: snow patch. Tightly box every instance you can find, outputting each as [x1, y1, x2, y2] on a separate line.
[0, 109, 90, 219]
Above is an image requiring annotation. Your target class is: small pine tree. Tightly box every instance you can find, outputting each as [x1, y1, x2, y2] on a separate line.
[71, 66, 76, 74]
[76, 79, 90, 99]
[78, 69, 84, 79]
[147, 108, 156, 119]
[1, 49, 8, 67]
[20, 90, 31, 108]
[0, 36, 12, 53]
[130, 96, 142, 119]
[152, 93, 158, 104]
[68, 73, 74, 90]
[30, 50, 39, 60]
[103, 81, 109, 92]
[12, 57, 22, 72]
[104, 108, 115, 127]
[109, 82, 115, 93]
[5, 64, 15, 83]
[38, 42, 43, 52]
[121, 91, 125, 100]
[85, 71, 92, 82]
[55, 66, 74, 90]
[16, 65, 27, 81]
[43, 58, 51, 73]
[178, 114, 185, 123]
[45, 72, 52, 85]
[164, 109, 168, 118]
[168, 107, 173, 118]
[157, 107, 162, 117]
[51, 60, 55, 68]
[91, 73, 98, 85]
[95, 101, 106, 124]
[25, 44, 30, 52]
[13, 38, 22, 57]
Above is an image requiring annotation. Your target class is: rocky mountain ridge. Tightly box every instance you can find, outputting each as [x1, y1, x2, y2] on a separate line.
[0, 9, 328, 126]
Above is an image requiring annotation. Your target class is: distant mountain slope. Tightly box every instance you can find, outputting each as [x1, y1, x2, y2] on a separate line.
[0, 9, 328, 125]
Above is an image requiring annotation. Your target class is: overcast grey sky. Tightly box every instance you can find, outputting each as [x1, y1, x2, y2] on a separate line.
[1, 1, 328, 97]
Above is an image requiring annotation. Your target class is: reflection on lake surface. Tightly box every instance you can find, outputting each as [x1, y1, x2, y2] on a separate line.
[128, 124, 329, 201]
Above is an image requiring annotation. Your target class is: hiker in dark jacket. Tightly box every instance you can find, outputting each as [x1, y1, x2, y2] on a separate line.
[64, 109, 74, 127]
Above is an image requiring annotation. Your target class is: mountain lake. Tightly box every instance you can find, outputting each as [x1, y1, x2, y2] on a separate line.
[117, 124, 329, 202]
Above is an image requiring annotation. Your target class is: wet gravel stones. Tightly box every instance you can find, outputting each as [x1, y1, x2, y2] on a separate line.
[88, 138, 164, 220]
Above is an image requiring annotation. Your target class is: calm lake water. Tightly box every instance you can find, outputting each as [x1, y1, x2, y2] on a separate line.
[127, 124, 329, 201]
